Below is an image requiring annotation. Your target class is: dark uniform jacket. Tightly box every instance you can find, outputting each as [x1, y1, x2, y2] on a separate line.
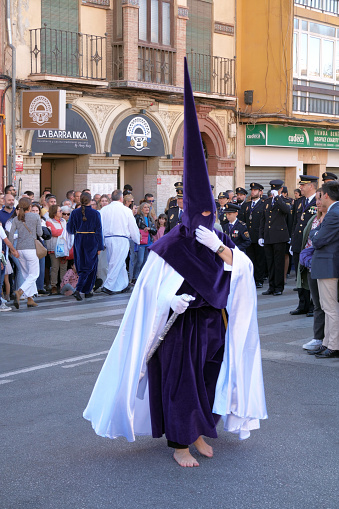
[225, 219, 252, 252]
[243, 199, 265, 243]
[282, 197, 294, 236]
[218, 206, 229, 231]
[237, 201, 248, 222]
[259, 195, 290, 244]
[291, 196, 317, 253]
[165, 206, 183, 233]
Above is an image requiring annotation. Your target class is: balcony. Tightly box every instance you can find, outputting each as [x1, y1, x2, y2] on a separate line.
[294, 0, 339, 15]
[110, 45, 235, 97]
[186, 52, 236, 97]
[30, 28, 107, 82]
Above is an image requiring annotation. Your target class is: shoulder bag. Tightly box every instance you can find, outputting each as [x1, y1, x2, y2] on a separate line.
[23, 222, 47, 259]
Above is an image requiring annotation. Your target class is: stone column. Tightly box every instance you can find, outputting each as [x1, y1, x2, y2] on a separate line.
[176, 6, 189, 87]
[122, 0, 140, 82]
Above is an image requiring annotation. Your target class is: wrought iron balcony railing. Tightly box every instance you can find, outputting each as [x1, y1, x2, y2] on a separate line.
[30, 27, 106, 80]
[294, 0, 339, 15]
[186, 52, 236, 96]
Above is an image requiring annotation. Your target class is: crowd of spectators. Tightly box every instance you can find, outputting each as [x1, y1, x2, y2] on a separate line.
[1, 178, 339, 358]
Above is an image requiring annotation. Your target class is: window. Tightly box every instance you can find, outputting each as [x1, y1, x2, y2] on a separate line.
[138, 0, 172, 47]
[294, 18, 338, 83]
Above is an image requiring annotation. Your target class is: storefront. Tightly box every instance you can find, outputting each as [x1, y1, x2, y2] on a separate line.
[244, 123, 339, 195]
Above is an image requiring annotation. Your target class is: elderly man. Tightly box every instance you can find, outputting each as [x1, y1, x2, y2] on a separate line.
[100, 189, 140, 295]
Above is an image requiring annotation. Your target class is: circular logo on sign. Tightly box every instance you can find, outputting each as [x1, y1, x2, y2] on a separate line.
[126, 117, 151, 152]
[29, 95, 53, 126]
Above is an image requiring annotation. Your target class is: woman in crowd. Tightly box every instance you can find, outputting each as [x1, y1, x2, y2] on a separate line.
[67, 192, 104, 301]
[134, 201, 157, 279]
[7, 197, 43, 309]
[31, 202, 51, 295]
[99, 194, 110, 209]
[297, 189, 326, 352]
[46, 205, 67, 295]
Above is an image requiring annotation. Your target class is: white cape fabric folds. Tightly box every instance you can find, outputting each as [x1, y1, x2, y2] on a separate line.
[83, 249, 267, 441]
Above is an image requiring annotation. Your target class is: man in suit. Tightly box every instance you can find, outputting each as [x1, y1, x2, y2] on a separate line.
[223, 203, 251, 253]
[309, 180, 339, 358]
[259, 180, 291, 296]
[243, 182, 266, 288]
[165, 188, 184, 233]
[290, 175, 318, 315]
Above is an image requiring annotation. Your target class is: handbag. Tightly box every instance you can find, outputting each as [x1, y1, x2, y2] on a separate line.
[139, 229, 149, 245]
[23, 222, 47, 259]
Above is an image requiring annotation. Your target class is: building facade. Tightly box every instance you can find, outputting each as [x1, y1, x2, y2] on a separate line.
[237, 0, 339, 195]
[1, 0, 237, 213]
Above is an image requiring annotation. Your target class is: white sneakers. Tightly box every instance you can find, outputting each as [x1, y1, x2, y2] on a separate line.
[0, 301, 12, 312]
[303, 339, 323, 350]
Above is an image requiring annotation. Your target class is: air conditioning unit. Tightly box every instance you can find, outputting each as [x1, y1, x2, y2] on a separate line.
[228, 123, 237, 138]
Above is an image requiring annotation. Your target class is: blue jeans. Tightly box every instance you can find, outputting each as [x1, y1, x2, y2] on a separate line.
[36, 256, 45, 291]
[134, 245, 149, 279]
[129, 240, 137, 281]
[10, 254, 25, 291]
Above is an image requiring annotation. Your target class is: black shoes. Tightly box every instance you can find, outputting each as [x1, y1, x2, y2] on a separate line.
[121, 284, 133, 293]
[308, 345, 326, 356]
[262, 289, 274, 295]
[93, 278, 103, 292]
[101, 287, 114, 295]
[256, 282, 263, 288]
[38, 289, 48, 295]
[273, 291, 283, 296]
[290, 308, 307, 315]
[315, 348, 339, 359]
[85, 292, 94, 298]
[73, 290, 83, 301]
[306, 311, 314, 317]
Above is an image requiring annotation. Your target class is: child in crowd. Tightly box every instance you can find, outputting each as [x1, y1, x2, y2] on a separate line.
[60, 263, 79, 296]
[152, 213, 167, 242]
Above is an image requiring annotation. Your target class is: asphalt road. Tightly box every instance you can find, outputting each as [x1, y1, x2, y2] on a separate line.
[1, 275, 338, 509]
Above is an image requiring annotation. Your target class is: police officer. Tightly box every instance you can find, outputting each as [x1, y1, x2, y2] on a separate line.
[290, 175, 318, 315]
[217, 191, 229, 230]
[322, 171, 338, 182]
[235, 187, 248, 221]
[165, 187, 184, 233]
[223, 203, 251, 253]
[165, 181, 183, 212]
[259, 179, 291, 296]
[243, 182, 266, 288]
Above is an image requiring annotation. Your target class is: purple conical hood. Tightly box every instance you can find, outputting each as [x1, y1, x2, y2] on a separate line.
[182, 58, 216, 235]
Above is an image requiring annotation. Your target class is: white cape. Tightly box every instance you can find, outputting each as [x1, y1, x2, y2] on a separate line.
[83, 249, 267, 441]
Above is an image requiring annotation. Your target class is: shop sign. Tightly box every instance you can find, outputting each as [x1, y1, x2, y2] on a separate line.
[111, 114, 165, 156]
[31, 109, 96, 154]
[246, 124, 339, 150]
[15, 155, 24, 172]
[21, 90, 66, 130]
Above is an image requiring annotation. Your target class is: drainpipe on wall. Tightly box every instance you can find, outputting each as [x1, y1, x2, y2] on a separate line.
[6, 0, 16, 187]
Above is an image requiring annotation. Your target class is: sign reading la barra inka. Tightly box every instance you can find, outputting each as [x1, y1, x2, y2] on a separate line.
[21, 90, 66, 130]
[31, 109, 95, 154]
[246, 124, 339, 150]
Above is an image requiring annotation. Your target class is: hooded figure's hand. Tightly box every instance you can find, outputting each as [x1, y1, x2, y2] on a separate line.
[170, 294, 195, 314]
[195, 225, 221, 252]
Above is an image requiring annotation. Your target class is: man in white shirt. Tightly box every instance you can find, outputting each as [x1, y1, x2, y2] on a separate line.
[100, 189, 140, 294]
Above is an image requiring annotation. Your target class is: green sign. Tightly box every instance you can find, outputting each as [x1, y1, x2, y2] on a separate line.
[245, 124, 339, 150]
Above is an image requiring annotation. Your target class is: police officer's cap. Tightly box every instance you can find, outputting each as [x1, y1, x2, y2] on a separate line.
[250, 182, 264, 191]
[174, 181, 183, 188]
[218, 191, 229, 199]
[322, 172, 338, 181]
[270, 179, 284, 189]
[225, 203, 241, 213]
[235, 187, 248, 195]
[299, 175, 318, 184]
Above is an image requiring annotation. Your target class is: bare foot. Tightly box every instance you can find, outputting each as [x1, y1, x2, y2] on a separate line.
[173, 448, 199, 467]
[193, 436, 213, 458]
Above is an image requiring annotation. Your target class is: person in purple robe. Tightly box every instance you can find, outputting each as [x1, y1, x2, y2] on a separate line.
[83, 60, 267, 467]
[67, 192, 104, 300]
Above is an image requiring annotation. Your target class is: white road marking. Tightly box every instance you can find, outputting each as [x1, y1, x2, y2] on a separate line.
[96, 319, 122, 327]
[0, 380, 14, 385]
[61, 358, 106, 368]
[46, 307, 126, 322]
[0, 351, 109, 379]
[11, 298, 130, 316]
